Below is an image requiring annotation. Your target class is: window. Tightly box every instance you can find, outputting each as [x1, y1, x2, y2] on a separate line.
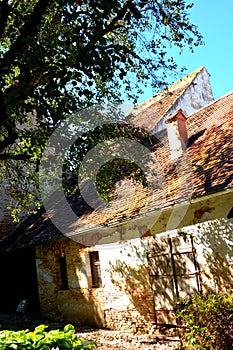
[59, 255, 68, 290]
[89, 251, 102, 288]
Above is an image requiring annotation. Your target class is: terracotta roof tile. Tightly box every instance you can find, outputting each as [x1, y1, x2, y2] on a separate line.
[0, 86, 232, 252]
[131, 66, 205, 131]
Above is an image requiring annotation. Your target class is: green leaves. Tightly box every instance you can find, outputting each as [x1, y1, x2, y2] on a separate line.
[0, 0, 203, 217]
[175, 292, 233, 349]
[0, 324, 97, 349]
[0, 0, 203, 143]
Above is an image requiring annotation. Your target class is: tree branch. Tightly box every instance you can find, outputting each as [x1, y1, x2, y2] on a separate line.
[0, 127, 18, 153]
[0, 0, 10, 38]
[0, 153, 31, 160]
[0, 0, 50, 72]
[0, 89, 18, 152]
[90, 0, 133, 44]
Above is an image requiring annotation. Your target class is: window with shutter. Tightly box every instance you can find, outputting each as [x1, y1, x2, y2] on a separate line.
[89, 251, 102, 288]
[59, 255, 69, 290]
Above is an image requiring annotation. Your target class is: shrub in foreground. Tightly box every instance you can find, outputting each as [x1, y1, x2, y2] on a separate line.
[0, 324, 97, 349]
[175, 291, 233, 350]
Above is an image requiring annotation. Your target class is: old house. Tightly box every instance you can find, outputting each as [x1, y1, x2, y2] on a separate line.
[0, 66, 232, 331]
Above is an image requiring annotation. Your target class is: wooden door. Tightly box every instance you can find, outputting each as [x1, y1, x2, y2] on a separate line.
[147, 233, 201, 324]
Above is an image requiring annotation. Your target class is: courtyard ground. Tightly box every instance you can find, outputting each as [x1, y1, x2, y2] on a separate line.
[0, 313, 180, 349]
[75, 327, 180, 349]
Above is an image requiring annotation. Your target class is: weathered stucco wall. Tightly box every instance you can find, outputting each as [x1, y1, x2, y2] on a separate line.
[36, 216, 232, 330]
[36, 237, 155, 331]
[72, 188, 233, 246]
[96, 239, 155, 331]
[147, 217, 233, 324]
[179, 217, 233, 292]
[36, 238, 105, 327]
[35, 189, 233, 330]
[151, 67, 214, 134]
[167, 67, 214, 118]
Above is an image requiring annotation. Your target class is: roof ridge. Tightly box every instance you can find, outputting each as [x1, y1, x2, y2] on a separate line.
[167, 66, 205, 92]
[135, 66, 205, 114]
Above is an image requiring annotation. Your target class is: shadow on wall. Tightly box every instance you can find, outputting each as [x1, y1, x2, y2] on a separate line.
[147, 232, 203, 324]
[196, 218, 233, 291]
[107, 235, 200, 325]
[35, 237, 105, 328]
[108, 240, 155, 322]
[107, 219, 233, 325]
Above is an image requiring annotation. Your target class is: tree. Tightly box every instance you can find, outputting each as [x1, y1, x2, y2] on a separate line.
[0, 0, 202, 217]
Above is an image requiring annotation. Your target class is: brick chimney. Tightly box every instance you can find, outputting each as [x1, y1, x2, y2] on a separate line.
[165, 109, 188, 160]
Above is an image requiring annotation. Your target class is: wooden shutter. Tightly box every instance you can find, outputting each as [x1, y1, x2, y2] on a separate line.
[89, 251, 102, 288]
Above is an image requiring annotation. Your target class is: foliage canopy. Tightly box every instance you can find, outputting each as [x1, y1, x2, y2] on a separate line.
[0, 0, 203, 216]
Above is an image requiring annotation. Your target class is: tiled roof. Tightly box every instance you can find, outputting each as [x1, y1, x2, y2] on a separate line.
[0, 88, 232, 252]
[187, 92, 233, 197]
[131, 66, 205, 131]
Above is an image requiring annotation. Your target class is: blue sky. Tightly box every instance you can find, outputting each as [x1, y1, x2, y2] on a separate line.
[136, 0, 233, 104]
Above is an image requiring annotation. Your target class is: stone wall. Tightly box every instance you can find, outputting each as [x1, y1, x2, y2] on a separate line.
[97, 239, 156, 332]
[35, 217, 232, 330]
[35, 238, 156, 331]
[36, 237, 104, 327]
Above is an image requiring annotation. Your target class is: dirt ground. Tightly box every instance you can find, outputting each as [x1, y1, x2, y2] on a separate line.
[75, 327, 180, 350]
[0, 314, 181, 349]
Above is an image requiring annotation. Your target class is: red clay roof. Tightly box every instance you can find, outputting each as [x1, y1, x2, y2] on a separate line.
[0, 88, 232, 252]
[131, 66, 205, 131]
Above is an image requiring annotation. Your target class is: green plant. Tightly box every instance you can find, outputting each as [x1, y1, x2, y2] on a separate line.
[0, 324, 97, 349]
[175, 292, 233, 350]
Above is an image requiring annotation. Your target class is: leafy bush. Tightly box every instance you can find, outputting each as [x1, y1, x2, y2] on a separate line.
[175, 292, 233, 350]
[0, 324, 97, 349]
